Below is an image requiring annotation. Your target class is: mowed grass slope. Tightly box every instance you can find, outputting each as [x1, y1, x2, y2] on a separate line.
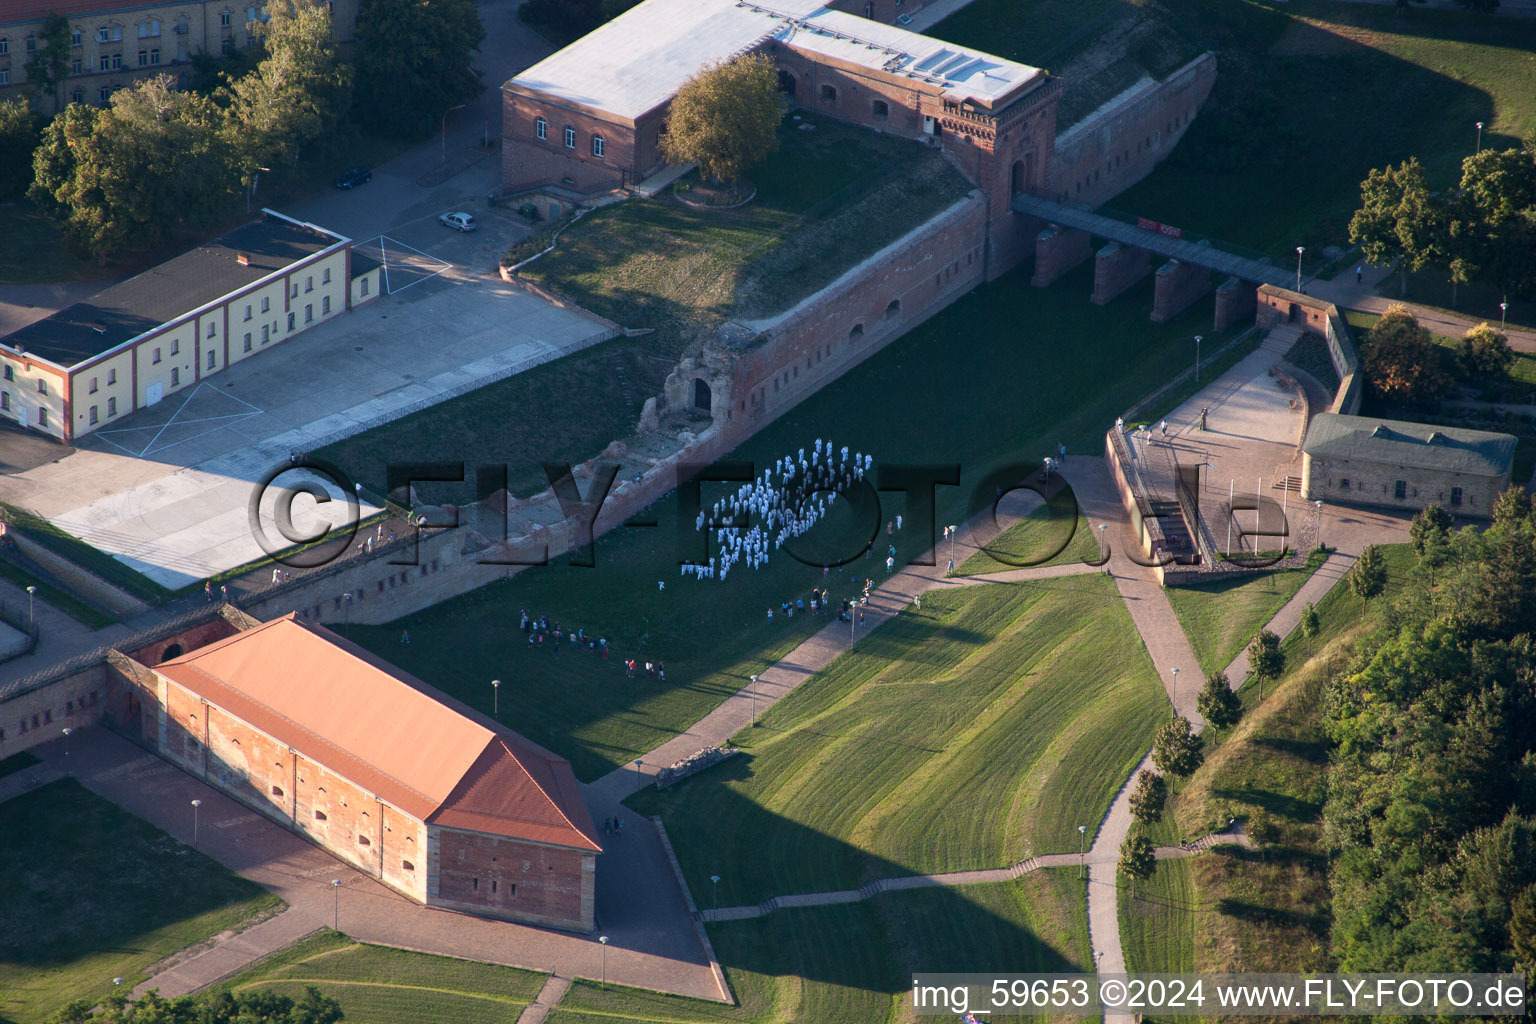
[1164, 551, 1325, 677]
[352, 259, 1235, 782]
[1119, 545, 1416, 980]
[0, 780, 283, 1024]
[550, 868, 1091, 1024]
[630, 577, 1163, 908]
[224, 931, 547, 1024]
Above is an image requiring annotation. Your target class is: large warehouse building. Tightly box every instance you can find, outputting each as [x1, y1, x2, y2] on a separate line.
[126, 613, 602, 931]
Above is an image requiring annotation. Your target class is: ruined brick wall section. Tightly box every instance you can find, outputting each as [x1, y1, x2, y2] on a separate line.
[1048, 53, 1216, 210]
[428, 826, 596, 931]
[502, 90, 662, 196]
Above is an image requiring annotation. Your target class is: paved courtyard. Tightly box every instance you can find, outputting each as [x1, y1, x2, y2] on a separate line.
[0, 276, 608, 589]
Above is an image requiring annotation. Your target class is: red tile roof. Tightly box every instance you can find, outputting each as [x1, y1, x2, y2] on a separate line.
[157, 614, 601, 852]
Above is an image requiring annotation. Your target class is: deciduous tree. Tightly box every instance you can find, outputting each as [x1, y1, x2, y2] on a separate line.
[1461, 321, 1514, 377]
[23, 13, 72, 113]
[1152, 715, 1204, 777]
[1298, 602, 1320, 658]
[1197, 671, 1242, 729]
[229, 0, 353, 171]
[1348, 158, 1445, 297]
[1247, 630, 1285, 701]
[1492, 485, 1533, 527]
[660, 53, 782, 186]
[1119, 832, 1156, 896]
[354, 0, 484, 139]
[1129, 770, 1168, 826]
[0, 98, 38, 200]
[1360, 305, 1450, 405]
[1349, 544, 1388, 620]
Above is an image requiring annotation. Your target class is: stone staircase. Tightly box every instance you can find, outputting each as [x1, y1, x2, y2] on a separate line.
[1261, 324, 1303, 355]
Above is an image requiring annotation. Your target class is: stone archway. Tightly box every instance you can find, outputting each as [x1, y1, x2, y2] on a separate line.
[1011, 153, 1035, 195]
[162, 643, 183, 661]
[693, 378, 713, 413]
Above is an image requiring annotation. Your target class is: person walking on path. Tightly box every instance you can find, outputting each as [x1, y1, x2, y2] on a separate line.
[1356, 265, 1363, 284]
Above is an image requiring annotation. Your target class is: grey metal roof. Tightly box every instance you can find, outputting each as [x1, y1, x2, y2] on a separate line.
[1303, 413, 1516, 478]
[1010, 194, 1294, 287]
[3, 212, 344, 369]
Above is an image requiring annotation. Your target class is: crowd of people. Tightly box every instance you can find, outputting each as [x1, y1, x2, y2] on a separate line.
[685, 439, 874, 583]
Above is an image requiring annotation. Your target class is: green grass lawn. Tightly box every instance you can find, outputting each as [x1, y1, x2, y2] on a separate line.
[1102, 0, 1536, 263]
[626, 577, 1162, 907]
[550, 868, 1090, 1024]
[1118, 856, 1196, 976]
[0, 202, 101, 285]
[223, 931, 547, 1024]
[1163, 551, 1326, 677]
[0, 750, 39, 781]
[0, 503, 171, 605]
[954, 503, 1102, 576]
[515, 117, 972, 325]
[348, 258, 1237, 782]
[1117, 544, 1414, 981]
[0, 780, 283, 1024]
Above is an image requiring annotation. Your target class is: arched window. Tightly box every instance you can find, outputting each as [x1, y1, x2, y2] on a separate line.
[0, 38, 8, 55]
[872, 99, 888, 120]
[885, 298, 901, 319]
[819, 84, 837, 105]
[534, 117, 546, 140]
[848, 323, 864, 340]
[592, 134, 604, 158]
[563, 125, 575, 148]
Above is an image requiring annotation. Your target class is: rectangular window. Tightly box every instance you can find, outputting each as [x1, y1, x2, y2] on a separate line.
[72, 28, 82, 46]
[89, 377, 98, 393]
[2, 366, 11, 381]
[322, 267, 331, 284]
[221, 11, 231, 26]
[107, 368, 116, 385]
[535, 117, 546, 140]
[244, 304, 252, 321]
[111, 52, 121, 69]
[360, 278, 369, 297]
[206, 322, 215, 338]
[170, 339, 179, 355]
[1394, 480, 1407, 499]
[491, 880, 498, 893]
[149, 48, 159, 64]
[243, 332, 252, 352]
[304, 304, 312, 323]
[107, 397, 116, 416]
[563, 126, 575, 148]
[89, 405, 98, 425]
[1451, 486, 1463, 506]
[260, 296, 270, 313]
[291, 283, 298, 299]
[287, 312, 296, 331]
[38, 408, 48, 428]
[321, 296, 330, 315]
[592, 135, 604, 158]
[0, 38, 6, 54]
[36, 378, 46, 395]
[170, 367, 179, 386]
[261, 325, 270, 344]
[152, 347, 161, 364]
[138, 49, 148, 66]
[71, 58, 83, 74]
[305, 275, 312, 293]
[1, 393, 9, 411]
[207, 350, 216, 370]
[99, 55, 110, 71]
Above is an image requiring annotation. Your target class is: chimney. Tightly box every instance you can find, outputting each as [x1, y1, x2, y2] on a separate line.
[237, 252, 250, 266]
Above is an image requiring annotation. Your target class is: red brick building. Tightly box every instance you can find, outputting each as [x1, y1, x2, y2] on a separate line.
[501, 0, 1059, 267]
[129, 613, 601, 931]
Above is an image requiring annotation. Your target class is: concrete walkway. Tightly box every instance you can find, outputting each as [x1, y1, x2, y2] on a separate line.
[1310, 261, 1536, 354]
[700, 826, 1252, 923]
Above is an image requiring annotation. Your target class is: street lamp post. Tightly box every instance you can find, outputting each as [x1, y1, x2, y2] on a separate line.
[26, 585, 37, 623]
[62, 726, 72, 772]
[598, 935, 609, 989]
[342, 592, 353, 640]
[1315, 500, 1325, 551]
[190, 798, 202, 848]
[1501, 300, 1509, 330]
[491, 679, 500, 720]
[1476, 121, 1484, 153]
[635, 758, 644, 786]
[946, 524, 957, 574]
[1194, 334, 1203, 381]
[1171, 667, 1180, 712]
[1078, 824, 1087, 879]
[331, 879, 341, 931]
[710, 874, 720, 911]
[749, 675, 759, 727]
[1295, 246, 1305, 293]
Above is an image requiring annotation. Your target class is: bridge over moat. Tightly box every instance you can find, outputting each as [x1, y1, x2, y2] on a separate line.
[1012, 193, 1295, 327]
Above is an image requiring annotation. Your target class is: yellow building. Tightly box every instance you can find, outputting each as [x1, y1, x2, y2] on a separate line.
[0, 0, 356, 111]
[0, 209, 381, 443]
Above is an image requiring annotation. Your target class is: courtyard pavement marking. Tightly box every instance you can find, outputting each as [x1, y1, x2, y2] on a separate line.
[356, 234, 454, 296]
[91, 383, 265, 459]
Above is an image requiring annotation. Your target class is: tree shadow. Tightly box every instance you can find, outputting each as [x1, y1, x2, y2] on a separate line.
[1210, 785, 1321, 823]
[1215, 896, 1329, 936]
[1251, 734, 1329, 765]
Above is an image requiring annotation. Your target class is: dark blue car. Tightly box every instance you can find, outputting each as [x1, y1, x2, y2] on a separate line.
[334, 166, 372, 190]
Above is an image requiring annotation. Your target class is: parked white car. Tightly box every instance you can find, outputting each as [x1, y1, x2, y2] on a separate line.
[439, 211, 477, 232]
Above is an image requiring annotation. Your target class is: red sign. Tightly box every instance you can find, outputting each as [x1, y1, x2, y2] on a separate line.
[1137, 217, 1183, 239]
